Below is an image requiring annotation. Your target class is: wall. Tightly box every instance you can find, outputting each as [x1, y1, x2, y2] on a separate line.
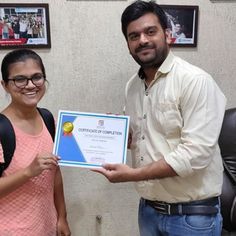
[0, 0, 236, 235]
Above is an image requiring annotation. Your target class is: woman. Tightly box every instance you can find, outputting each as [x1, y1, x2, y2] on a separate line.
[0, 49, 71, 236]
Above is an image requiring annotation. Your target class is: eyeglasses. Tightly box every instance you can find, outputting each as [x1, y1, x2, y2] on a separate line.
[8, 74, 46, 89]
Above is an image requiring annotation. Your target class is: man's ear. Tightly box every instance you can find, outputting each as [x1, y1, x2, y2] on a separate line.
[165, 28, 172, 45]
[127, 42, 132, 55]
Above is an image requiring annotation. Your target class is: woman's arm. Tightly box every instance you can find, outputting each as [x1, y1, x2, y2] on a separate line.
[0, 152, 59, 198]
[54, 167, 71, 236]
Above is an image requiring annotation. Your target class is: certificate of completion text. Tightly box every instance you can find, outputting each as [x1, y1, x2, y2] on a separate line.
[53, 110, 130, 168]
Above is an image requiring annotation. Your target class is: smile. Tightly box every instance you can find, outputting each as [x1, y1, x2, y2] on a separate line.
[23, 91, 38, 96]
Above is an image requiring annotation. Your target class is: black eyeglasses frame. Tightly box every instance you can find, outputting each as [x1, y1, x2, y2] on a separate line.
[7, 74, 46, 89]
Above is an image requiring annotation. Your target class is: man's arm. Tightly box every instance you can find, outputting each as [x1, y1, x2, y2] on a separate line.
[92, 158, 177, 183]
[163, 74, 226, 177]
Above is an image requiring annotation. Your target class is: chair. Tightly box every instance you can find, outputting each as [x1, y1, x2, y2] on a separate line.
[218, 108, 236, 233]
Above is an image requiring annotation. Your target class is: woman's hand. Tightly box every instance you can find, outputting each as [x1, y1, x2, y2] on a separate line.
[57, 217, 71, 236]
[25, 153, 59, 177]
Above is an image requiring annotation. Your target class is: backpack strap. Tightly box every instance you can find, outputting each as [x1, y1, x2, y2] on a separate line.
[0, 108, 55, 177]
[0, 114, 16, 177]
[37, 107, 55, 141]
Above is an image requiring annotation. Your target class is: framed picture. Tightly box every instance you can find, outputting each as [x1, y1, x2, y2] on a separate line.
[0, 3, 51, 49]
[161, 5, 199, 47]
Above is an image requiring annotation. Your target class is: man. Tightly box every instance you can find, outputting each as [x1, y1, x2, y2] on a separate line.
[171, 22, 186, 42]
[94, 1, 226, 235]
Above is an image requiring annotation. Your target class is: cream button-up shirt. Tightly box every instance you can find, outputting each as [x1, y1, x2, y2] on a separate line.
[124, 51, 226, 203]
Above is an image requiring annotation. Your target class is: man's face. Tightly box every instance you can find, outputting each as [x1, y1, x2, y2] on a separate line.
[175, 24, 181, 33]
[126, 13, 171, 68]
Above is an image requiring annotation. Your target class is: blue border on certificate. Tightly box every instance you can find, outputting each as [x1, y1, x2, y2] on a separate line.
[53, 110, 130, 168]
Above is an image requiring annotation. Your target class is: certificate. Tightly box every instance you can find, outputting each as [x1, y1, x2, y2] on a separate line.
[53, 110, 130, 168]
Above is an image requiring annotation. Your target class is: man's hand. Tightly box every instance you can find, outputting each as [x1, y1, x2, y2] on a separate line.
[92, 159, 177, 183]
[92, 163, 136, 183]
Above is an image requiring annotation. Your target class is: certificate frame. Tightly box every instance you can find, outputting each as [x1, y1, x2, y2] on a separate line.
[53, 110, 130, 168]
[0, 3, 51, 49]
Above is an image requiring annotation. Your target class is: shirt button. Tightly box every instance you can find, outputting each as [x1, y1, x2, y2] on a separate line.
[141, 156, 144, 161]
[143, 114, 146, 119]
[142, 135, 145, 140]
[145, 91, 148, 96]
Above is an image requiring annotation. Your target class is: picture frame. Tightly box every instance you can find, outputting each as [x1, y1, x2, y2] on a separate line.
[0, 3, 51, 49]
[161, 5, 199, 47]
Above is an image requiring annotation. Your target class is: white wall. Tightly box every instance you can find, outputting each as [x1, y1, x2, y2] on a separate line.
[0, 0, 236, 235]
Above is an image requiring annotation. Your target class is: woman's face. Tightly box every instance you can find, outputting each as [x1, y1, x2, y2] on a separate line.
[2, 58, 46, 108]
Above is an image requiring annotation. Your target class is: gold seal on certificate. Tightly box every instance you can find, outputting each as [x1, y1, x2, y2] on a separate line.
[62, 122, 74, 135]
[53, 110, 130, 168]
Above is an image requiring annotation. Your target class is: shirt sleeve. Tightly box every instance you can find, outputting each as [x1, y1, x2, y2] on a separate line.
[164, 74, 226, 177]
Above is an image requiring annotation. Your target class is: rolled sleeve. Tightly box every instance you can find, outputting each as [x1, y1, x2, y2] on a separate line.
[164, 74, 226, 177]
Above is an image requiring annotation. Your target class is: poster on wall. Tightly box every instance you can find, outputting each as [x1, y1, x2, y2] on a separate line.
[161, 5, 199, 47]
[0, 3, 51, 49]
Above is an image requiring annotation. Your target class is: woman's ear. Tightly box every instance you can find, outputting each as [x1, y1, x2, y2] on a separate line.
[1, 80, 9, 93]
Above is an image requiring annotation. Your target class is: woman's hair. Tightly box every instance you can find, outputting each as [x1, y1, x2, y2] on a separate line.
[1, 48, 46, 82]
[121, 0, 168, 40]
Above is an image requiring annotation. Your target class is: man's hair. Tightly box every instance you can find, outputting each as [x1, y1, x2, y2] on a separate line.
[1, 48, 46, 82]
[121, 0, 168, 40]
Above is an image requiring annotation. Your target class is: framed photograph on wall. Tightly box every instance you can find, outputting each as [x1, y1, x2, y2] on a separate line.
[0, 3, 51, 49]
[161, 5, 199, 47]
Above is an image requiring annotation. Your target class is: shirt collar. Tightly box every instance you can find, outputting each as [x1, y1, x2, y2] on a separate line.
[138, 51, 175, 80]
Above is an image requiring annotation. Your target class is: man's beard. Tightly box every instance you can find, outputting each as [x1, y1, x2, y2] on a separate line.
[131, 43, 169, 69]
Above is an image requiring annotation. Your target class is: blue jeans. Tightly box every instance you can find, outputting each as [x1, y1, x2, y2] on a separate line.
[138, 198, 222, 236]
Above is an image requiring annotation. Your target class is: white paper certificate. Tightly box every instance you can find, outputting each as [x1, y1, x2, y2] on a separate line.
[53, 110, 130, 168]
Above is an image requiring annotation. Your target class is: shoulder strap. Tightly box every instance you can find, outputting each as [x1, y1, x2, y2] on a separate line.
[0, 114, 16, 177]
[0, 108, 55, 177]
[37, 107, 55, 141]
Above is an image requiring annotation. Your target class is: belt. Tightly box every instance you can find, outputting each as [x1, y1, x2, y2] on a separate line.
[144, 197, 219, 215]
